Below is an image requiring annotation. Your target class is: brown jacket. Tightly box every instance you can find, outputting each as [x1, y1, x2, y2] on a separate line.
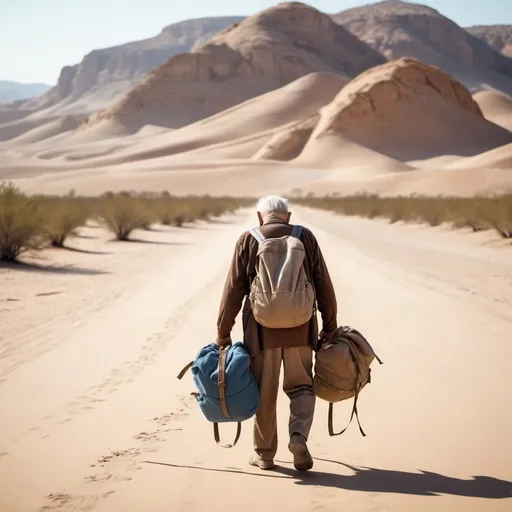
[216, 215, 337, 357]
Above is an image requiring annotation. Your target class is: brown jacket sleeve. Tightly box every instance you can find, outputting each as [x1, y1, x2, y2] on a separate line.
[216, 233, 248, 343]
[308, 230, 338, 334]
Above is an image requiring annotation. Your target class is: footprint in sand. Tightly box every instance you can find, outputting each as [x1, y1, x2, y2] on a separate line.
[41, 490, 116, 511]
[85, 473, 132, 483]
[97, 448, 141, 465]
[151, 394, 196, 426]
[134, 431, 165, 442]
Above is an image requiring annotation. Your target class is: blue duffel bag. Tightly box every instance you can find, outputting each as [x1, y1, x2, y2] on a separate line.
[177, 341, 260, 448]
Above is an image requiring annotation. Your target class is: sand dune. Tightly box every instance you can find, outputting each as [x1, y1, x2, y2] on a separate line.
[2, 56, 512, 198]
[6, 116, 80, 145]
[11, 159, 324, 196]
[304, 58, 512, 162]
[445, 143, 512, 170]
[0, 207, 511, 512]
[299, 165, 512, 197]
[0, 116, 63, 142]
[253, 113, 320, 162]
[0, 108, 35, 125]
[296, 135, 413, 172]
[473, 90, 512, 131]
[2, 72, 344, 166]
[67, 72, 347, 164]
[254, 58, 512, 173]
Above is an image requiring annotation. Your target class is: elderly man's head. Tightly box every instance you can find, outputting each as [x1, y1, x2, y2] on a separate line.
[256, 195, 291, 225]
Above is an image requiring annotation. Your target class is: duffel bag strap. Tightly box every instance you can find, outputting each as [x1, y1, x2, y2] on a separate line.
[177, 361, 193, 380]
[214, 345, 242, 448]
[218, 346, 230, 417]
[328, 343, 367, 437]
[213, 421, 242, 448]
[328, 391, 366, 437]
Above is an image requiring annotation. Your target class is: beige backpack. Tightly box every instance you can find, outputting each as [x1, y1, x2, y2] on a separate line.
[313, 325, 383, 437]
[249, 225, 315, 329]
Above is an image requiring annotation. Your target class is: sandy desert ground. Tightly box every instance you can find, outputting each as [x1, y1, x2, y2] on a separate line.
[0, 206, 511, 512]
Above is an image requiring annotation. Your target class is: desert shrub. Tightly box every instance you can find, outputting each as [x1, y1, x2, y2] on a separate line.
[483, 195, 512, 239]
[295, 193, 512, 240]
[447, 198, 487, 232]
[154, 196, 191, 227]
[0, 182, 45, 261]
[98, 192, 150, 240]
[38, 195, 90, 247]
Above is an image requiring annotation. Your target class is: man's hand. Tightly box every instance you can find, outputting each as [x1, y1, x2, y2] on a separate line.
[319, 329, 336, 343]
[215, 336, 232, 347]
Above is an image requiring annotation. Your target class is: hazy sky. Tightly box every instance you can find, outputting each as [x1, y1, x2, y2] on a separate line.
[3, 0, 511, 84]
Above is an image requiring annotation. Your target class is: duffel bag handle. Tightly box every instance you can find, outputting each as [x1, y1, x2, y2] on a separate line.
[213, 422, 242, 448]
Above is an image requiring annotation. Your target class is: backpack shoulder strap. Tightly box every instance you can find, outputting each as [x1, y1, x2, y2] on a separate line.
[249, 227, 265, 244]
[290, 225, 304, 239]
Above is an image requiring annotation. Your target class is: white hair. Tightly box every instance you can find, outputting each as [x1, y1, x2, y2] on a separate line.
[256, 195, 290, 217]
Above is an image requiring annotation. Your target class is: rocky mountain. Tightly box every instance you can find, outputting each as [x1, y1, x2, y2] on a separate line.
[466, 25, 512, 58]
[333, 0, 512, 94]
[0, 81, 52, 103]
[84, 2, 386, 132]
[19, 16, 244, 113]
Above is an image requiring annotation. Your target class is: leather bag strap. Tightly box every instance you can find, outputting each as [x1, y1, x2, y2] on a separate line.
[214, 421, 242, 448]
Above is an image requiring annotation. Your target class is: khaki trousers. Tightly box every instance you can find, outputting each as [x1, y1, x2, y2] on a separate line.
[250, 346, 315, 461]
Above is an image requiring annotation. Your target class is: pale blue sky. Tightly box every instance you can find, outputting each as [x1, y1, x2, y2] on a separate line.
[3, 0, 511, 84]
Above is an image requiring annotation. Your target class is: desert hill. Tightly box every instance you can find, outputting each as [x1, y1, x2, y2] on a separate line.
[256, 58, 512, 170]
[77, 71, 348, 163]
[3, 72, 346, 164]
[467, 25, 512, 58]
[333, 0, 512, 95]
[83, 2, 386, 134]
[16, 17, 243, 115]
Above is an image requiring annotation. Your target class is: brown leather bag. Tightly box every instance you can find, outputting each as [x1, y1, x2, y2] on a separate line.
[313, 325, 383, 436]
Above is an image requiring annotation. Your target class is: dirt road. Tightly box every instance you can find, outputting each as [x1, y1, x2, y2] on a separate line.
[0, 207, 511, 511]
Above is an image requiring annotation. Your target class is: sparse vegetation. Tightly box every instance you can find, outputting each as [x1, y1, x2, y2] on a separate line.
[3, 182, 509, 264]
[296, 194, 512, 240]
[0, 182, 46, 261]
[0, 182, 252, 259]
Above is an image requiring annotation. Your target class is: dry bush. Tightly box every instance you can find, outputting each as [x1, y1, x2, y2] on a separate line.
[1, 186, 253, 256]
[38, 195, 90, 247]
[155, 196, 193, 227]
[0, 182, 45, 261]
[98, 192, 150, 240]
[482, 195, 512, 239]
[447, 198, 488, 232]
[297, 193, 512, 240]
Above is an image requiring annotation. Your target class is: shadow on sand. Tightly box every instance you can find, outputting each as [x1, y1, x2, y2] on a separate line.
[121, 239, 193, 246]
[143, 458, 512, 500]
[59, 245, 112, 255]
[0, 261, 109, 276]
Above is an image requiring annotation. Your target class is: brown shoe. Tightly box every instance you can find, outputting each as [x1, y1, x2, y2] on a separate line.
[249, 454, 275, 470]
[288, 433, 313, 471]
